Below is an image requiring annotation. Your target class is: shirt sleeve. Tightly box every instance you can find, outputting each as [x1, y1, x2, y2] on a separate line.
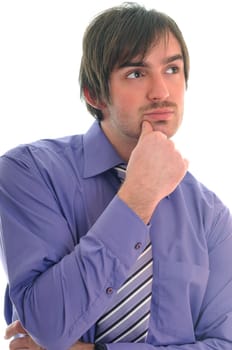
[105, 339, 232, 350]
[106, 195, 232, 350]
[0, 153, 150, 350]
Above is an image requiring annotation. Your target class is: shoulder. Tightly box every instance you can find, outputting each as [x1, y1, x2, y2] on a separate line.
[1, 134, 83, 167]
[0, 134, 86, 189]
[181, 171, 221, 206]
[180, 171, 232, 244]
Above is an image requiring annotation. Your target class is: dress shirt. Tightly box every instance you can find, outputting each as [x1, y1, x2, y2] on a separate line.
[0, 121, 232, 350]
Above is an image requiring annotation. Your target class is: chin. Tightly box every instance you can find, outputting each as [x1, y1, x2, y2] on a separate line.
[152, 127, 173, 138]
[151, 122, 179, 138]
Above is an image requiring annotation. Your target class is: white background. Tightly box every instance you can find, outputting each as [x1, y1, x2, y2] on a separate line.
[0, 1, 232, 348]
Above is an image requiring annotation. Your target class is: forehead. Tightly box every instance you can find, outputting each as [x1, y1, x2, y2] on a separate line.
[112, 33, 183, 74]
[125, 32, 183, 66]
[119, 32, 183, 69]
[147, 32, 182, 58]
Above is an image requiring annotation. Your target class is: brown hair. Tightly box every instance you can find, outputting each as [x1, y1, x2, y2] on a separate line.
[79, 2, 190, 120]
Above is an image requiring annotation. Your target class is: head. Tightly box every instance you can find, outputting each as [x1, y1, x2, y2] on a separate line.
[79, 2, 189, 121]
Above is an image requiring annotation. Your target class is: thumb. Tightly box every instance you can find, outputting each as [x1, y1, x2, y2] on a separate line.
[140, 120, 153, 137]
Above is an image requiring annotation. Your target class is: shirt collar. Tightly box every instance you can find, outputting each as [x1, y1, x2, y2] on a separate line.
[83, 121, 124, 178]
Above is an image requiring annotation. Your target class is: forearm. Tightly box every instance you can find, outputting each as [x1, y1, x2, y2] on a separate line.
[106, 338, 232, 350]
[3, 194, 149, 350]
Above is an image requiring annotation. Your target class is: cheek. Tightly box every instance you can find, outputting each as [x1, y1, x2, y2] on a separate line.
[113, 90, 137, 106]
[173, 85, 185, 110]
[111, 80, 142, 104]
[111, 93, 139, 118]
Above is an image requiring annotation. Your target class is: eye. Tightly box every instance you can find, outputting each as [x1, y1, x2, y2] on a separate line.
[166, 66, 180, 74]
[127, 70, 144, 79]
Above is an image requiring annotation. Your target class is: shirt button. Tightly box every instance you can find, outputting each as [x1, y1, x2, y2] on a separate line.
[106, 287, 113, 295]
[134, 242, 142, 250]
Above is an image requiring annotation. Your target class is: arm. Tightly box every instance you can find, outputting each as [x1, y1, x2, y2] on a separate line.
[6, 226, 232, 350]
[0, 122, 187, 350]
[3, 226, 232, 350]
[110, 122, 232, 349]
[2, 122, 232, 350]
[106, 132, 232, 350]
[0, 152, 149, 350]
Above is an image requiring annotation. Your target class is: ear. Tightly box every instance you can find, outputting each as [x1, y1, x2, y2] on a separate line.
[83, 87, 106, 109]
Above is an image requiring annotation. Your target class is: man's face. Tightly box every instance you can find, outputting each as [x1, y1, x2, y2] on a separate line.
[101, 32, 186, 158]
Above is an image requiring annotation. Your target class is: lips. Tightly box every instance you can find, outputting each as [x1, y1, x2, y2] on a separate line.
[144, 109, 174, 121]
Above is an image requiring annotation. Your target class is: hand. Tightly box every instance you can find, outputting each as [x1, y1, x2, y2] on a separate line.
[4, 320, 94, 350]
[118, 120, 189, 223]
[5, 320, 44, 350]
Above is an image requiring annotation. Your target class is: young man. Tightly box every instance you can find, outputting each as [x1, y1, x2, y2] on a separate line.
[1, 2, 232, 350]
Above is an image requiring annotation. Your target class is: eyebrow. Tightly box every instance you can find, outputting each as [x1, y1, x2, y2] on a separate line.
[163, 54, 183, 64]
[119, 54, 183, 69]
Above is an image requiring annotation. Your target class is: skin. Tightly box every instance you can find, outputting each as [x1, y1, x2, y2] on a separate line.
[101, 33, 186, 160]
[4, 32, 188, 350]
[100, 32, 188, 223]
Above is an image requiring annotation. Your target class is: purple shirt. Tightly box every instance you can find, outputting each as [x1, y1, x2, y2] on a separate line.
[0, 121, 232, 350]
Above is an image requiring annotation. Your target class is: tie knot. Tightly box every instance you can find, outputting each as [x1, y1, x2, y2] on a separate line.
[114, 164, 126, 182]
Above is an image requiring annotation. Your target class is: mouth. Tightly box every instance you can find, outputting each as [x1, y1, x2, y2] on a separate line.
[143, 109, 174, 122]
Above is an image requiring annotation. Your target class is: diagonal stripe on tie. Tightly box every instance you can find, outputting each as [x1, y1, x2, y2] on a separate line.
[113, 164, 127, 182]
[94, 165, 153, 343]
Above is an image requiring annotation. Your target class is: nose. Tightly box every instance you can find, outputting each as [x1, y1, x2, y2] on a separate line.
[147, 73, 170, 101]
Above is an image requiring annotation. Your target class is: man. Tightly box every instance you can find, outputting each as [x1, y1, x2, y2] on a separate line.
[1, 2, 232, 350]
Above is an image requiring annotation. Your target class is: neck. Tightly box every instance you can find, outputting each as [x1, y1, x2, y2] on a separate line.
[113, 142, 135, 163]
[100, 123, 137, 163]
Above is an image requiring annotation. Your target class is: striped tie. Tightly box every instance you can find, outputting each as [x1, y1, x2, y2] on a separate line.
[113, 165, 127, 182]
[94, 165, 153, 343]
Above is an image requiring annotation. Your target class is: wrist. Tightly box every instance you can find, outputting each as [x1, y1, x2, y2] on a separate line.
[118, 188, 155, 224]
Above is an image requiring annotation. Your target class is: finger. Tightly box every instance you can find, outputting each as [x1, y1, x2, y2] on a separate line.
[9, 335, 44, 350]
[140, 120, 153, 136]
[5, 320, 27, 339]
[9, 335, 29, 350]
